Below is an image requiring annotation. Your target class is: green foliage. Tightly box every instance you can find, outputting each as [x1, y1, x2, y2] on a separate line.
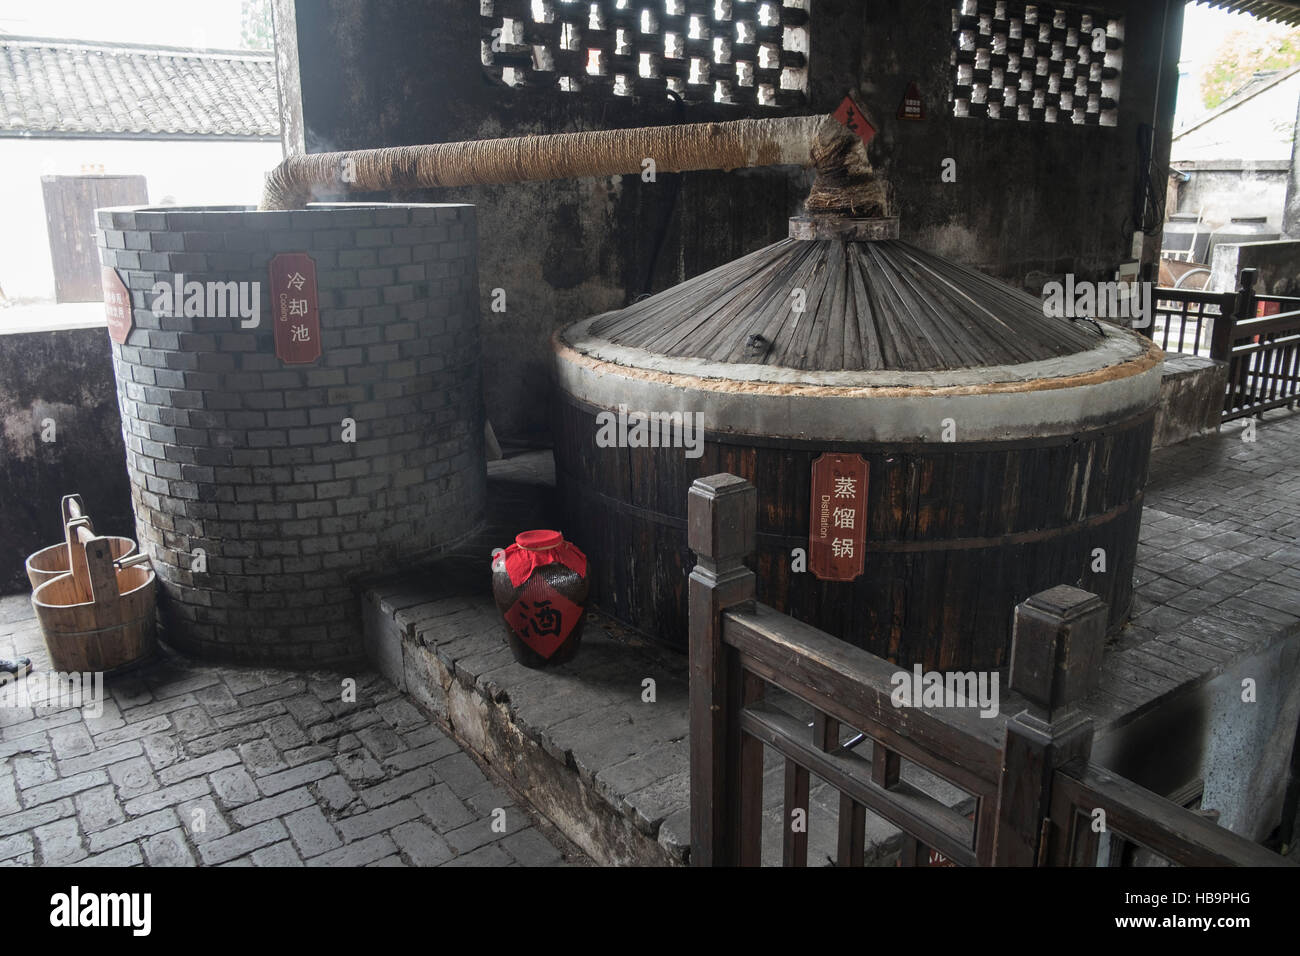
[241, 0, 273, 51]
[1201, 26, 1300, 110]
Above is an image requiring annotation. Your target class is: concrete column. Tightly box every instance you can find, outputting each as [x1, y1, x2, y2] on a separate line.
[1281, 89, 1300, 237]
[271, 0, 305, 157]
[1140, 0, 1187, 270]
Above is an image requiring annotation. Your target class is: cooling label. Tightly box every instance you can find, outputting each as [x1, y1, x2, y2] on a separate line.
[270, 252, 322, 364]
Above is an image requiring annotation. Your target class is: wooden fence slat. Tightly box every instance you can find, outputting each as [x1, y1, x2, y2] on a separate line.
[738, 674, 765, 867]
[741, 704, 979, 865]
[872, 742, 901, 789]
[837, 793, 865, 867]
[782, 758, 810, 867]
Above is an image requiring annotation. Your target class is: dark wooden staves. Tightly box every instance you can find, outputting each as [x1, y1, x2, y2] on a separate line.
[555, 392, 1153, 670]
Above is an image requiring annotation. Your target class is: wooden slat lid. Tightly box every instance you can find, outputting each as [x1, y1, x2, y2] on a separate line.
[587, 235, 1103, 373]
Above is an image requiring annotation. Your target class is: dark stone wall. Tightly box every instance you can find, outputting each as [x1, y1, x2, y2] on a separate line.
[0, 324, 134, 594]
[280, 0, 1183, 441]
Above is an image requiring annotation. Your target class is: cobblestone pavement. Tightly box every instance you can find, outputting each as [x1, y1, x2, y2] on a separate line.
[0, 595, 583, 867]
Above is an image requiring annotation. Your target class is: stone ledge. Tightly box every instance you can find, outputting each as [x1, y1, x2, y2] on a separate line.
[362, 580, 691, 865]
[1153, 354, 1228, 449]
[361, 565, 977, 867]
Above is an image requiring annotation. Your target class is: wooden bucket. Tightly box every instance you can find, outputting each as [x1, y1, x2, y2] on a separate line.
[31, 529, 157, 673]
[24, 495, 137, 590]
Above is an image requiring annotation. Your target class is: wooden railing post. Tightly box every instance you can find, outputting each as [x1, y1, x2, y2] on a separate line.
[1211, 267, 1254, 360]
[688, 473, 757, 867]
[993, 585, 1107, 866]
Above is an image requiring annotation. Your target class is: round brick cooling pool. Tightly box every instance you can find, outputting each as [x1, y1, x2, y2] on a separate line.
[97, 203, 487, 665]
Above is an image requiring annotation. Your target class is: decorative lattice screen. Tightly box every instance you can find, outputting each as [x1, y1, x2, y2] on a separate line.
[950, 0, 1123, 126]
[481, 0, 810, 108]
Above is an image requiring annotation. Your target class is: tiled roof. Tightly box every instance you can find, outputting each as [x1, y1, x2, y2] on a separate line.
[0, 36, 280, 138]
[1197, 0, 1300, 26]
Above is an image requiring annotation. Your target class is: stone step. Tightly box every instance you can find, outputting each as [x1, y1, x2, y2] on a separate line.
[363, 580, 691, 865]
[361, 572, 976, 866]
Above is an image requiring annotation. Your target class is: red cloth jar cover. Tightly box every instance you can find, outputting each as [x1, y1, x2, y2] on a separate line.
[492, 530, 591, 668]
[500, 530, 587, 588]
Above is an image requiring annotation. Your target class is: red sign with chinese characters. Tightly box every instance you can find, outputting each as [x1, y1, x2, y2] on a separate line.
[832, 94, 876, 147]
[270, 253, 321, 364]
[502, 577, 584, 659]
[102, 267, 132, 344]
[809, 453, 869, 582]
[898, 80, 925, 121]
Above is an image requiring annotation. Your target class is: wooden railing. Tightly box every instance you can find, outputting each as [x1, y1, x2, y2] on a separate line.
[688, 474, 1294, 867]
[1152, 286, 1233, 358]
[1047, 763, 1286, 866]
[1212, 270, 1300, 421]
[1149, 268, 1300, 420]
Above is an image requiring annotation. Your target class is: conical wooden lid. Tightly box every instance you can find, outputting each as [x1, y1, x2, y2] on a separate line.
[587, 231, 1101, 373]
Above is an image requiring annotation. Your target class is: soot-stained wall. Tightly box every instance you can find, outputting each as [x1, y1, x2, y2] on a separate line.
[278, 0, 1183, 442]
[0, 322, 134, 594]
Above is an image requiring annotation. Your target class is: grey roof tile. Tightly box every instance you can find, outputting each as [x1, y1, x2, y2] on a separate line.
[0, 36, 280, 138]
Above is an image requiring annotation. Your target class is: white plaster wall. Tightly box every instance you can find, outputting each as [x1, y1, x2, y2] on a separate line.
[0, 137, 283, 302]
[1172, 74, 1300, 163]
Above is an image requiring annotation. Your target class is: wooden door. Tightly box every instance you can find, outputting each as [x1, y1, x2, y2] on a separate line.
[41, 174, 148, 302]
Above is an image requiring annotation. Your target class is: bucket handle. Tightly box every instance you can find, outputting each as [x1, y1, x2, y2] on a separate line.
[65, 516, 95, 600]
[60, 494, 85, 526]
[70, 534, 124, 614]
[114, 553, 152, 571]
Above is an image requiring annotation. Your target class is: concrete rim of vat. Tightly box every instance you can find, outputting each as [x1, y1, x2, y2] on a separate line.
[553, 318, 1163, 442]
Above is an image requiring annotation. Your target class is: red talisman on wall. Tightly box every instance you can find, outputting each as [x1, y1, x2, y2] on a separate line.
[808, 453, 869, 582]
[269, 252, 322, 364]
[102, 267, 132, 344]
[832, 94, 876, 147]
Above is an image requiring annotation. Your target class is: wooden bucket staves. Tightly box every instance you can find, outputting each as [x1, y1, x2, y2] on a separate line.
[30, 517, 157, 673]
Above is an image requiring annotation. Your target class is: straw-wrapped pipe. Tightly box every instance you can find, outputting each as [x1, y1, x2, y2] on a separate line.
[259, 113, 884, 214]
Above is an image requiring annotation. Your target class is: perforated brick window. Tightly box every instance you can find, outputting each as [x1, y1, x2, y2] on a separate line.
[949, 1, 1122, 126]
[481, 0, 810, 108]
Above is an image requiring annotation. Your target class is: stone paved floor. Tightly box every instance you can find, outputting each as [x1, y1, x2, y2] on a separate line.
[0, 595, 584, 866]
[1121, 410, 1300, 657]
[364, 412, 1300, 865]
